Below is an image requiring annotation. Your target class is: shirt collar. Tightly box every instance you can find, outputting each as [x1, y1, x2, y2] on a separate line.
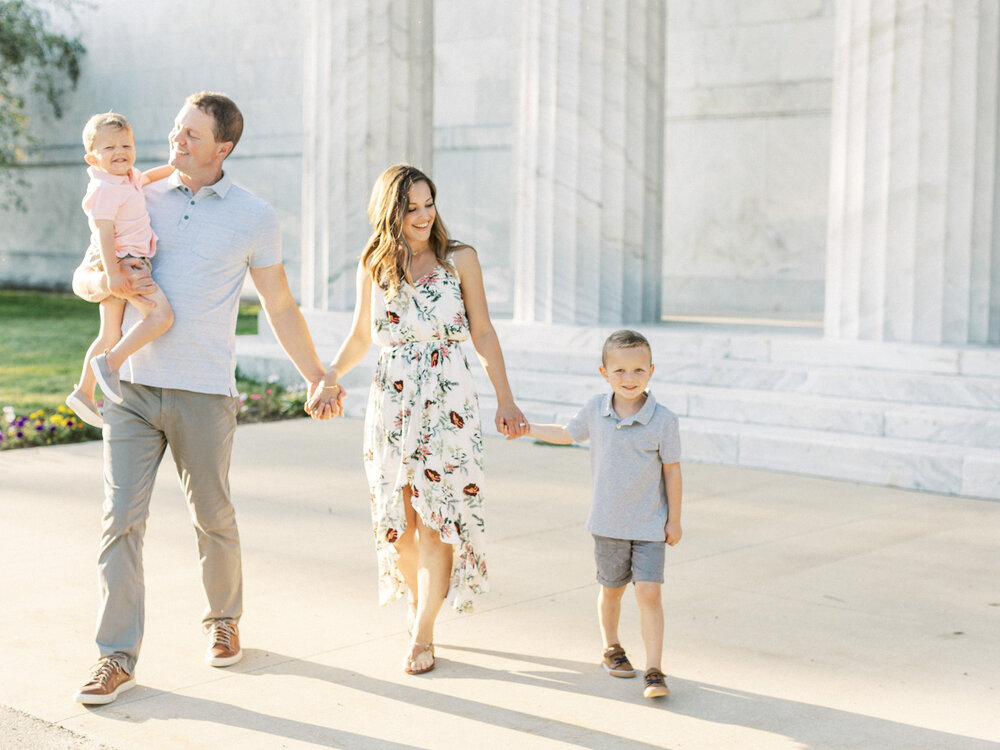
[600, 390, 658, 426]
[168, 169, 232, 199]
[87, 166, 142, 188]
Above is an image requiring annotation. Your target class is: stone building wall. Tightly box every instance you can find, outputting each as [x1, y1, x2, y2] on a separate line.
[0, 0, 837, 323]
[433, 0, 518, 313]
[664, 0, 835, 319]
[0, 0, 306, 292]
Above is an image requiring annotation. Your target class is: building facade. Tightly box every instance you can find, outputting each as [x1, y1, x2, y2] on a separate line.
[4, 0, 853, 326]
[3, 1, 999, 499]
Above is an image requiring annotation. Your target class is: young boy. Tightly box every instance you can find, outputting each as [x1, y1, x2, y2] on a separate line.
[524, 329, 682, 698]
[65, 112, 174, 427]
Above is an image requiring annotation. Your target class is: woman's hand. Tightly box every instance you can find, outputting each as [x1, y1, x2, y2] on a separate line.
[305, 373, 345, 420]
[495, 401, 529, 438]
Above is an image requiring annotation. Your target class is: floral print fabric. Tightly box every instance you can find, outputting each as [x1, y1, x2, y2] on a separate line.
[364, 265, 487, 613]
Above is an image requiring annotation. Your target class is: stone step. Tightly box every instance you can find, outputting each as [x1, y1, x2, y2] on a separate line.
[497, 348, 1000, 410]
[270, 312, 1000, 397]
[475, 395, 1000, 501]
[678, 417, 1000, 502]
[472, 369, 1000, 449]
[236, 328, 1000, 500]
[491, 320, 1000, 376]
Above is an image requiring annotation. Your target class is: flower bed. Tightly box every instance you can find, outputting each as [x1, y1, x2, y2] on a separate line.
[0, 405, 101, 449]
[1, 379, 309, 452]
[237, 379, 310, 423]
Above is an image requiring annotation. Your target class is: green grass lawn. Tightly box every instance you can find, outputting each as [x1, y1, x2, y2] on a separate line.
[0, 290, 261, 413]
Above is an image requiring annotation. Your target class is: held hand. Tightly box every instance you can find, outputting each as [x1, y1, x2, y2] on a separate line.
[304, 381, 332, 419]
[305, 376, 345, 420]
[495, 401, 529, 439]
[665, 519, 682, 546]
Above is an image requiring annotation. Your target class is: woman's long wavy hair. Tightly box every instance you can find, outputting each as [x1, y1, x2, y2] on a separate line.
[362, 164, 460, 300]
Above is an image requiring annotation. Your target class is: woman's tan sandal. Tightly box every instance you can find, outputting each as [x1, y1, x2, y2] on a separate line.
[404, 642, 435, 675]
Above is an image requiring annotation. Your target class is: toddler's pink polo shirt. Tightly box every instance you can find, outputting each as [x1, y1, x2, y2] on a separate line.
[82, 166, 157, 258]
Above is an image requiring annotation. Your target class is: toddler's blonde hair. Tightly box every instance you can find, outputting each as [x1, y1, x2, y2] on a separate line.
[82, 112, 132, 152]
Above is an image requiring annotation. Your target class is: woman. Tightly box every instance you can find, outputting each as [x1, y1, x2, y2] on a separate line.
[308, 164, 528, 675]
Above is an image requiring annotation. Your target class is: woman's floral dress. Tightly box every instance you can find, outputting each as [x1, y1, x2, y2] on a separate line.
[364, 264, 486, 613]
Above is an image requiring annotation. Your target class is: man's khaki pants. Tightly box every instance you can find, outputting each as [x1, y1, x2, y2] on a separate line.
[95, 383, 242, 673]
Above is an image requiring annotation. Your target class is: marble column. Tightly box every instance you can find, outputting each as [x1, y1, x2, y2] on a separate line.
[301, 0, 434, 311]
[825, 0, 1000, 344]
[512, 0, 666, 325]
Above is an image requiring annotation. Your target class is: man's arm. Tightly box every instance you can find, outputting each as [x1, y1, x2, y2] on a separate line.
[249, 262, 326, 386]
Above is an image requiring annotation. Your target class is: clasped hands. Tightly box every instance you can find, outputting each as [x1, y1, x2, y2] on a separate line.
[305, 375, 346, 420]
[496, 401, 530, 440]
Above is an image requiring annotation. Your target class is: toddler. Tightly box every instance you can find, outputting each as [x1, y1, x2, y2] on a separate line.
[522, 329, 682, 699]
[65, 112, 173, 427]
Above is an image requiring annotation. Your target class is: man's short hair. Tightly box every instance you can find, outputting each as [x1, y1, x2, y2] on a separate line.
[602, 329, 652, 366]
[82, 112, 132, 152]
[185, 91, 243, 153]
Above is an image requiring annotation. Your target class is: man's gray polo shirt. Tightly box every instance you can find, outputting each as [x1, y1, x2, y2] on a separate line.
[120, 171, 282, 396]
[567, 391, 681, 542]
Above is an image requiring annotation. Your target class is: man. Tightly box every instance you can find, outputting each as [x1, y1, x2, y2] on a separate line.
[71, 92, 340, 704]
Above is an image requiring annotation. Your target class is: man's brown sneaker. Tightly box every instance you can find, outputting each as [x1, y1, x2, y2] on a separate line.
[602, 644, 637, 677]
[205, 619, 242, 667]
[73, 658, 135, 705]
[643, 667, 670, 698]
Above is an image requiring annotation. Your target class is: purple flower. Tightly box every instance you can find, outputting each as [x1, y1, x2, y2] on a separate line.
[16, 430, 24, 438]
[35, 425, 44, 432]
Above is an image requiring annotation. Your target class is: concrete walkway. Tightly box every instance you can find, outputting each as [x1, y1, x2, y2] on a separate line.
[1, 418, 998, 749]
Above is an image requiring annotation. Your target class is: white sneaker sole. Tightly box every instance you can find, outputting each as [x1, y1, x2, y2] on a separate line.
[603, 662, 637, 678]
[65, 393, 103, 428]
[73, 677, 135, 705]
[206, 648, 243, 667]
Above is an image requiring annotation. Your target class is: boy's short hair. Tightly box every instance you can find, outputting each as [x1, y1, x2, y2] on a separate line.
[186, 91, 243, 153]
[602, 329, 652, 366]
[82, 112, 132, 152]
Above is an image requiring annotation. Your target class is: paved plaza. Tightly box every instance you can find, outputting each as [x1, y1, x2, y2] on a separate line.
[1, 418, 998, 749]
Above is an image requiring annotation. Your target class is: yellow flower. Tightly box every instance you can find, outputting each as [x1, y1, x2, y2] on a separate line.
[57, 405, 71, 414]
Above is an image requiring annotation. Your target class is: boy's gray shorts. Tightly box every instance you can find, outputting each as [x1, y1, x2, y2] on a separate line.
[593, 535, 665, 587]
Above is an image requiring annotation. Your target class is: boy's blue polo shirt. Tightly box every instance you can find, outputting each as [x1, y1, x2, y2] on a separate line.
[567, 391, 681, 542]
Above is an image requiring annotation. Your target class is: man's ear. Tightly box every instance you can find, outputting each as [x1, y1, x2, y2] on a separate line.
[217, 141, 234, 159]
